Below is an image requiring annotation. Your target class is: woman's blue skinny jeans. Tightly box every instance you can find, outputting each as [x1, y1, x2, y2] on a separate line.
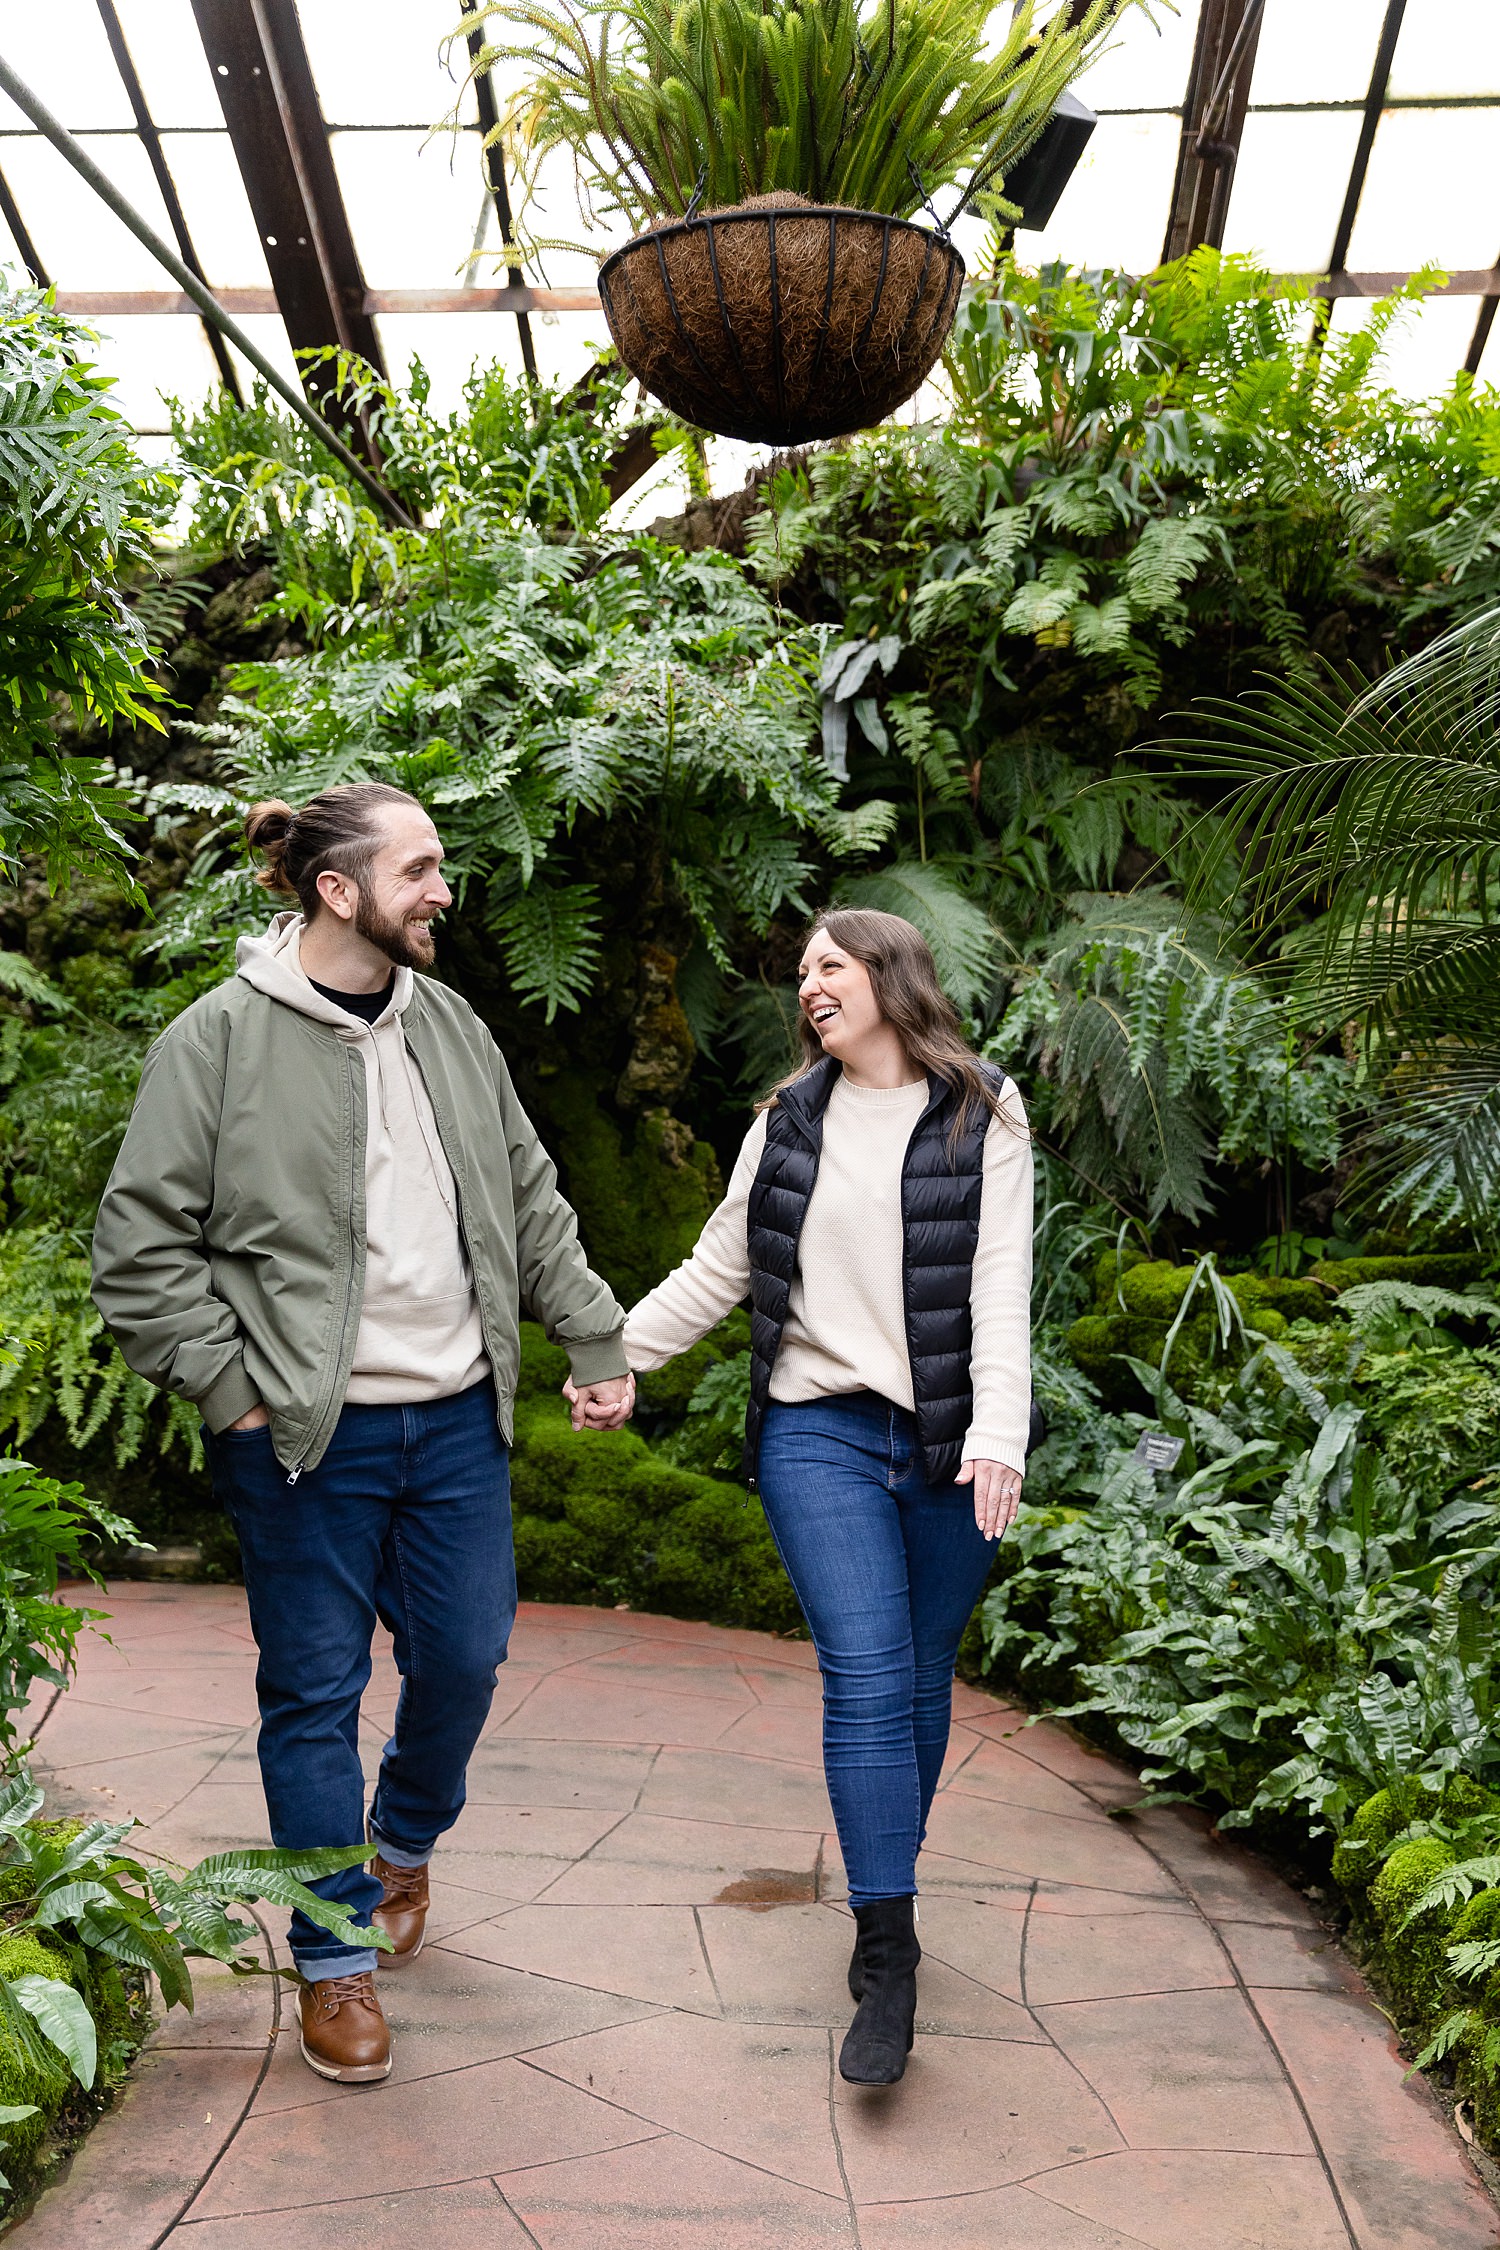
[756, 1392, 997, 1908]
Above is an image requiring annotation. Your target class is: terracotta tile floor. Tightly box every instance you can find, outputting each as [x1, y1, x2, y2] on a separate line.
[19, 1585, 1499, 2250]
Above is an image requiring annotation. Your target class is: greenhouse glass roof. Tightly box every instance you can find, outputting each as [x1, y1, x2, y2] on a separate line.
[2, 1, 1498, 512]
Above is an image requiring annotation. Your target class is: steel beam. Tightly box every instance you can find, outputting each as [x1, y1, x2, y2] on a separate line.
[1328, 0, 1407, 276]
[1161, 0, 1266, 262]
[49, 286, 602, 316]
[94, 0, 240, 399]
[188, 0, 383, 395]
[0, 160, 47, 286]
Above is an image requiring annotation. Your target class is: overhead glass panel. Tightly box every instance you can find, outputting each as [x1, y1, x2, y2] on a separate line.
[299, 0, 476, 127]
[0, 14, 135, 131]
[1024, 114, 1182, 272]
[1061, 0, 1199, 112]
[109, 0, 227, 130]
[1345, 110, 1500, 273]
[1222, 113, 1364, 273]
[79, 314, 223, 433]
[1249, 0, 1386, 105]
[1, 133, 178, 289]
[331, 129, 485, 290]
[158, 134, 274, 291]
[1326, 291, 1478, 400]
[1386, 0, 1500, 98]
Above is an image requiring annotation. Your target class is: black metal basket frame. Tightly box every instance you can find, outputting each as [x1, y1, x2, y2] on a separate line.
[597, 205, 967, 442]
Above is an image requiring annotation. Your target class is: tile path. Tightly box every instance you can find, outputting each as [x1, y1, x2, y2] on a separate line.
[16, 1582, 1499, 2250]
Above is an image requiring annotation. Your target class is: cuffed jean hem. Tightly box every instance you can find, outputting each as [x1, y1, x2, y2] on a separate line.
[369, 1821, 430, 1870]
[294, 1946, 380, 1979]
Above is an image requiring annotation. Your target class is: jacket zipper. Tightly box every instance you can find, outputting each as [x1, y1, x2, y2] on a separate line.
[287, 1046, 364, 1483]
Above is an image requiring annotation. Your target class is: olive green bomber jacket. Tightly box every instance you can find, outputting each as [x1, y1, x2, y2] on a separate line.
[91, 970, 627, 1474]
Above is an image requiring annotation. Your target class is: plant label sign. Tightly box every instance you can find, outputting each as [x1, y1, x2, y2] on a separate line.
[1134, 1429, 1185, 1472]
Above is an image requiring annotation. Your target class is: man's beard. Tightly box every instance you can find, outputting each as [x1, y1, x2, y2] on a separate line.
[354, 890, 437, 970]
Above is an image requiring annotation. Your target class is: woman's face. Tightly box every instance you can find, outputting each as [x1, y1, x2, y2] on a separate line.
[797, 929, 883, 1056]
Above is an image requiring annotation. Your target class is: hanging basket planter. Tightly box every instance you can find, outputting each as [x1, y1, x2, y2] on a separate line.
[597, 197, 966, 448]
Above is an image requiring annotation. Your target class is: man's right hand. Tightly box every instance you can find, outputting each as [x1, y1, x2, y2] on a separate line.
[228, 1403, 271, 1431]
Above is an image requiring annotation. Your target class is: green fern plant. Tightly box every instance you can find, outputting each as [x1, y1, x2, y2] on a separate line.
[453, 0, 1154, 243]
[995, 890, 1353, 1222]
[1163, 608, 1500, 1233]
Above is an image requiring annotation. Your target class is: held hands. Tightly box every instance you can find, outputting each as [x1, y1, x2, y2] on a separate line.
[562, 1373, 636, 1432]
[957, 1457, 1023, 1542]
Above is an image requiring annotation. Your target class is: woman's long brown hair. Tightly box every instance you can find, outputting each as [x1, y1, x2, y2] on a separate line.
[761, 907, 1014, 1142]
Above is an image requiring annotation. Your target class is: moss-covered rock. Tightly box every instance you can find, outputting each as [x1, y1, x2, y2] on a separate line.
[1368, 1836, 1461, 2022]
[506, 1339, 800, 1633]
[539, 1071, 722, 1305]
[1313, 1253, 1482, 1294]
[1069, 1258, 1333, 1405]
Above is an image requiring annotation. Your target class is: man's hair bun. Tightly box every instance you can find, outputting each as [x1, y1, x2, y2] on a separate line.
[245, 799, 298, 895]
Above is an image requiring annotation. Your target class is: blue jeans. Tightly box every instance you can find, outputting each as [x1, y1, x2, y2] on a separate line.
[757, 1393, 996, 1908]
[207, 1381, 515, 1976]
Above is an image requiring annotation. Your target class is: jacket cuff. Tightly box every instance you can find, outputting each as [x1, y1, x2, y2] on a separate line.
[565, 1331, 630, 1385]
[961, 1430, 1028, 1476]
[198, 1357, 261, 1434]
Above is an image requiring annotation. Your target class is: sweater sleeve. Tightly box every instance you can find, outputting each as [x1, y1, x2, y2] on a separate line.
[962, 1081, 1034, 1475]
[623, 1112, 766, 1371]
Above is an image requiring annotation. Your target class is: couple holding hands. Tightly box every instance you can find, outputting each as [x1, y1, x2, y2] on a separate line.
[92, 781, 1032, 2092]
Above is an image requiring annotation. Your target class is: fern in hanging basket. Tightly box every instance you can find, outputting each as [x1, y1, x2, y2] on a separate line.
[452, 0, 1158, 444]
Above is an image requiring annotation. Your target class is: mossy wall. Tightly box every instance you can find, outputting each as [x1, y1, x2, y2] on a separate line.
[1333, 1775, 1500, 2157]
[509, 1323, 798, 1634]
[1066, 1251, 1333, 1406]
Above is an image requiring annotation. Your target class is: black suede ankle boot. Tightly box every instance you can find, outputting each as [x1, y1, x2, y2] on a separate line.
[847, 1933, 863, 2003]
[838, 1896, 920, 2085]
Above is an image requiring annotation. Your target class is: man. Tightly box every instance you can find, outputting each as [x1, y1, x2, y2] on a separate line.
[93, 781, 634, 2084]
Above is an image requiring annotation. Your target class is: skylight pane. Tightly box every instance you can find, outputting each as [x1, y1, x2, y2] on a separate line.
[1222, 112, 1364, 273]
[299, 0, 475, 126]
[1248, 0, 1386, 105]
[1061, 0, 1199, 113]
[0, 16, 134, 132]
[221, 316, 305, 402]
[109, 0, 226, 130]
[1, 135, 178, 290]
[1387, 0, 1500, 98]
[77, 315, 223, 431]
[159, 134, 273, 290]
[1325, 290, 1477, 399]
[1345, 110, 1500, 273]
[331, 129, 480, 288]
[1023, 113, 1181, 272]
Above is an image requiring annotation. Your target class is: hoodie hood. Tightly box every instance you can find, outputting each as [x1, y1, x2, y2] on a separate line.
[235, 912, 412, 1031]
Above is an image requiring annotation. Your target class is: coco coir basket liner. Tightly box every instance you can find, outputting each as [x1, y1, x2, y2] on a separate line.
[598, 195, 966, 447]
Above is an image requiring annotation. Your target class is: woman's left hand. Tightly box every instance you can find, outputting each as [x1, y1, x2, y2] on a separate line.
[956, 1457, 1024, 1541]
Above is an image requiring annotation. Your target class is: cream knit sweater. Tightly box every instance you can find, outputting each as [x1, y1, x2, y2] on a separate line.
[624, 1074, 1034, 1474]
[236, 916, 489, 1405]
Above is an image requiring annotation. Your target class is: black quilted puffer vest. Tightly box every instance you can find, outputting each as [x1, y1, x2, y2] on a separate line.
[743, 1054, 1015, 1487]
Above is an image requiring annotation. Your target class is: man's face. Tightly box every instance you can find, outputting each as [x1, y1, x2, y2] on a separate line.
[352, 806, 452, 970]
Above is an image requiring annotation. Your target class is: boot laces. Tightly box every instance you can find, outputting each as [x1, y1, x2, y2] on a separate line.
[314, 1971, 379, 2012]
[379, 1860, 426, 1900]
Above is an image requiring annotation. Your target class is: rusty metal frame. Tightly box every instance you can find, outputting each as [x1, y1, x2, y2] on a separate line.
[1328, 0, 1408, 277]
[1161, 0, 1267, 263]
[0, 159, 47, 286]
[459, 0, 538, 385]
[188, 0, 383, 398]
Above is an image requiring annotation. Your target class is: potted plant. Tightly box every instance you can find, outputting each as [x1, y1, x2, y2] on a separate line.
[455, 0, 1156, 445]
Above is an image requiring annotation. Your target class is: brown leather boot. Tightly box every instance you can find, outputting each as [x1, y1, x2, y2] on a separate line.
[298, 1971, 392, 2083]
[371, 1854, 430, 1968]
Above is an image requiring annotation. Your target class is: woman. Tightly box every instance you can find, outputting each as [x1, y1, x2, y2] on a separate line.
[608, 908, 1032, 2086]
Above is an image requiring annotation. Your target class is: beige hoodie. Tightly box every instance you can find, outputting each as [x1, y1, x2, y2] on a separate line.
[236, 915, 489, 1405]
